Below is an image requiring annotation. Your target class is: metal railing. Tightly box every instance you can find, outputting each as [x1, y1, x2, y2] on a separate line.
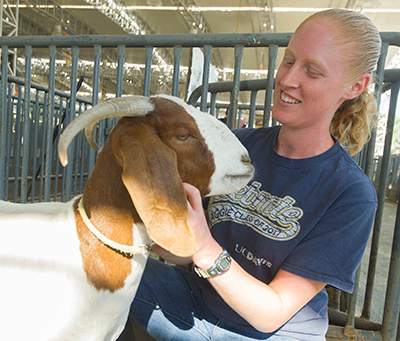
[1, 32, 400, 340]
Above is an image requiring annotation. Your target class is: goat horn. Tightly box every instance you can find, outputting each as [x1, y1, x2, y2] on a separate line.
[85, 121, 101, 151]
[58, 96, 153, 167]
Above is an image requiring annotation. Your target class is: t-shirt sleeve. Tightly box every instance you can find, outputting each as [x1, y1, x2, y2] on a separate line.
[281, 199, 377, 293]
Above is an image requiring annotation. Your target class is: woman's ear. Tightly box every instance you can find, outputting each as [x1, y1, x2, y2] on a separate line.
[343, 73, 371, 100]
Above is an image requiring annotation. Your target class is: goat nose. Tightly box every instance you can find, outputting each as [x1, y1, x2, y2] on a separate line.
[241, 154, 251, 164]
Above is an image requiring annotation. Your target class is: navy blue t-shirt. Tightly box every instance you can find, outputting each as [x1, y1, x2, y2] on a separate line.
[197, 126, 377, 339]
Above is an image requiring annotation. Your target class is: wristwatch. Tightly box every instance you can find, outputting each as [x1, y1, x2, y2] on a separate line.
[194, 250, 232, 278]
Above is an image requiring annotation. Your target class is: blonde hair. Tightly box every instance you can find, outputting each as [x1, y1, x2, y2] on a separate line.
[298, 9, 382, 155]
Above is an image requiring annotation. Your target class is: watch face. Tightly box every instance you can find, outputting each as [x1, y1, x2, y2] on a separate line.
[194, 250, 231, 278]
[219, 256, 231, 270]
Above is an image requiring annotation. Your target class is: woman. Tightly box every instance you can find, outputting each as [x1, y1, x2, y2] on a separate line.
[128, 9, 380, 340]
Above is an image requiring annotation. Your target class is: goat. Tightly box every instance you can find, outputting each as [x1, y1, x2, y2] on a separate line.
[0, 94, 254, 341]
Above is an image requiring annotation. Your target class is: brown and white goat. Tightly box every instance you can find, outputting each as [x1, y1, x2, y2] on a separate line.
[0, 94, 254, 341]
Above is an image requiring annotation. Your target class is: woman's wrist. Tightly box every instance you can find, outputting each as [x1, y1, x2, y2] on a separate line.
[191, 242, 224, 270]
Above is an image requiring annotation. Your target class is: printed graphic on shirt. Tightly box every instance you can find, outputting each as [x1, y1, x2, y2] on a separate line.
[208, 181, 303, 241]
[235, 243, 273, 268]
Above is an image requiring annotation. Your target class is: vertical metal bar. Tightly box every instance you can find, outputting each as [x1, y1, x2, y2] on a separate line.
[92, 46, 101, 106]
[144, 46, 154, 96]
[76, 102, 83, 196]
[116, 45, 125, 98]
[28, 96, 35, 201]
[73, 129, 83, 197]
[237, 108, 243, 129]
[54, 97, 63, 202]
[79, 133, 87, 194]
[65, 46, 79, 202]
[61, 164, 66, 202]
[216, 107, 220, 119]
[363, 73, 397, 320]
[364, 43, 388, 178]
[228, 45, 244, 129]
[0, 46, 9, 200]
[44, 45, 57, 202]
[200, 45, 213, 112]
[4, 84, 13, 201]
[87, 44, 102, 177]
[39, 92, 47, 202]
[356, 147, 367, 171]
[344, 267, 362, 332]
[13, 91, 22, 202]
[97, 115, 106, 149]
[30, 91, 41, 203]
[172, 45, 182, 97]
[21, 45, 32, 203]
[37, 102, 44, 201]
[61, 100, 70, 202]
[381, 82, 400, 340]
[210, 93, 217, 117]
[249, 90, 258, 128]
[263, 44, 278, 127]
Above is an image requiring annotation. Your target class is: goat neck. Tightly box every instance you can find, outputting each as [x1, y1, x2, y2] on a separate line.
[75, 138, 145, 292]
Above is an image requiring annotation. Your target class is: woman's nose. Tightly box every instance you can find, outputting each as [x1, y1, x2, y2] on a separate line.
[280, 65, 301, 88]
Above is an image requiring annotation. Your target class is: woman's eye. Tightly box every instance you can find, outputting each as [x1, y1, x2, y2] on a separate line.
[307, 68, 321, 77]
[284, 59, 294, 67]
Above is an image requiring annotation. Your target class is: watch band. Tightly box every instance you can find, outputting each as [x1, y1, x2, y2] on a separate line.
[194, 249, 232, 278]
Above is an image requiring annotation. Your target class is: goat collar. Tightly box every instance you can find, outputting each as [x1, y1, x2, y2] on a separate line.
[77, 197, 154, 256]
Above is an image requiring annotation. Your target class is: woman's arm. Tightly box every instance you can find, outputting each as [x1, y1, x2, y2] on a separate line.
[184, 183, 326, 333]
[151, 244, 192, 265]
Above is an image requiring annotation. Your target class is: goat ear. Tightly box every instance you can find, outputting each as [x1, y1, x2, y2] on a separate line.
[115, 123, 198, 258]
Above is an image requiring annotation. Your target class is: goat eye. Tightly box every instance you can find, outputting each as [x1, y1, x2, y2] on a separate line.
[177, 134, 189, 141]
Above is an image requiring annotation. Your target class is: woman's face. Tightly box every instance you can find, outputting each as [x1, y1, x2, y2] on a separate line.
[272, 19, 353, 132]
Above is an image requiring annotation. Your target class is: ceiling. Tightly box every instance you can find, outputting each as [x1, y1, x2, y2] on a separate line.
[4, 0, 400, 98]
[15, 0, 400, 35]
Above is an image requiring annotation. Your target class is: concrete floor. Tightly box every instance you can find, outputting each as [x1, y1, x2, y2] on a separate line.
[120, 201, 397, 340]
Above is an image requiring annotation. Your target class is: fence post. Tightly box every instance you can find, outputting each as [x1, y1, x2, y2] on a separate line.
[381, 81, 400, 340]
[263, 44, 278, 127]
[228, 45, 244, 129]
[0, 46, 9, 200]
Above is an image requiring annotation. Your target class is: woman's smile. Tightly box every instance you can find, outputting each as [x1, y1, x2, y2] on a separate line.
[280, 91, 301, 105]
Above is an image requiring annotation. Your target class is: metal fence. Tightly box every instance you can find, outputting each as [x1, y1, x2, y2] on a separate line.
[0, 32, 400, 340]
[372, 154, 400, 202]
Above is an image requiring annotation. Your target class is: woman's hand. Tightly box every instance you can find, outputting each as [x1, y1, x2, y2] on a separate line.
[183, 183, 224, 269]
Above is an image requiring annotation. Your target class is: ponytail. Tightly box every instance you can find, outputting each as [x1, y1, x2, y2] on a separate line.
[330, 88, 377, 155]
